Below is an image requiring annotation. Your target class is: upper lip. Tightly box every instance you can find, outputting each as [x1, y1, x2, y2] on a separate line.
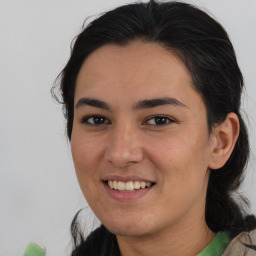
[102, 175, 155, 183]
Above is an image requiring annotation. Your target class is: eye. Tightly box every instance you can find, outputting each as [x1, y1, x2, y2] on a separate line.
[82, 115, 110, 125]
[145, 115, 174, 126]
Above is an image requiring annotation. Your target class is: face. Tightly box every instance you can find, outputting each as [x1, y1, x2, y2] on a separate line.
[71, 41, 216, 238]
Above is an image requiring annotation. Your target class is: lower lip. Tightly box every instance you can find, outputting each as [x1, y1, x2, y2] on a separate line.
[103, 182, 154, 201]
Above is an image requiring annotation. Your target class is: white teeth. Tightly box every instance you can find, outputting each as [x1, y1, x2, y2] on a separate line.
[125, 181, 134, 191]
[108, 180, 113, 188]
[118, 181, 126, 191]
[140, 181, 146, 189]
[113, 180, 118, 190]
[146, 182, 151, 188]
[107, 180, 153, 191]
[134, 181, 141, 189]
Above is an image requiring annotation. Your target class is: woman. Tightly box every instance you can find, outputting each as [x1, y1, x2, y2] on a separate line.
[27, 0, 256, 255]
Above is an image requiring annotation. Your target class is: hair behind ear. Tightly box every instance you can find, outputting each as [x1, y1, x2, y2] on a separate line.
[205, 113, 255, 232]
[208, 113, 240, 170]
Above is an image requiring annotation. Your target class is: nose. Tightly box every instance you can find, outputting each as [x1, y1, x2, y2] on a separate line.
[105, 125, 144, 168]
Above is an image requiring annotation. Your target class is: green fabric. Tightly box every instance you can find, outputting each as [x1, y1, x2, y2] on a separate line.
[197, 232, 230, 256]
[24, 243, 45, 256]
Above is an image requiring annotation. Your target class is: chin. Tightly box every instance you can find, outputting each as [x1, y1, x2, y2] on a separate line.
[101, 214, 155, 237]
[106, 223, 149, 237]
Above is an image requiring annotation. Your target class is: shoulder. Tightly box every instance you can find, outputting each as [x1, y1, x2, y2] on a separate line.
[222, 229, 256, 256]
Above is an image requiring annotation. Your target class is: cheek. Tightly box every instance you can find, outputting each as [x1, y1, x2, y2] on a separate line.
[71, 134, 110, 221]
[71, 131, 102, 195]
[147, 129, 211, 184]
[152, 134, 210, 215]
[71, 129, 103, 169]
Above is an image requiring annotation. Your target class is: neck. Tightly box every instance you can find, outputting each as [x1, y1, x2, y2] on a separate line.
[116, 215, 215, 256]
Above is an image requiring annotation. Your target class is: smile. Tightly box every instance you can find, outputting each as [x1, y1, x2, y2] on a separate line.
[107, 180, 154, 191]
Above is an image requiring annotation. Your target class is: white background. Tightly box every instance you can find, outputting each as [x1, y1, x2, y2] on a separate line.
[1, 0, 255, 255]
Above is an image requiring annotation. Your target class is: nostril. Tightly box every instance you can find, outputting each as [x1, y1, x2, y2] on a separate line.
[105, 143, 144, 167]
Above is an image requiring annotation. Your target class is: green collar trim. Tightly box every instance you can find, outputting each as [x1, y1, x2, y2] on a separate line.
[197, 232, 230, 256]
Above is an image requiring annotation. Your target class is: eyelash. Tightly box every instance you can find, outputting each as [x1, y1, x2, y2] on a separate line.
[81, 115, 110, 125]
[81, 115, 175, 126]
[144, 115, 175, 126]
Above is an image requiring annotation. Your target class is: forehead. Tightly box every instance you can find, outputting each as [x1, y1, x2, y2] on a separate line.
[75, 41, 201, 108]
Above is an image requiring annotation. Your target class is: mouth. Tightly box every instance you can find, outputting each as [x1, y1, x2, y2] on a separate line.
[104, 180, 155, 192]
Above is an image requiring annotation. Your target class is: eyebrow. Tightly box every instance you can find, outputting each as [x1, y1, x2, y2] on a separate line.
[133, 97, 187, 110]
[75, 97, 187, 110]
[75, 98, 110, 110]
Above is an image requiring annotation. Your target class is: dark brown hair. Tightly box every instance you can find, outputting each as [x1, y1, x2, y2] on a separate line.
[53, 0, 256, 254]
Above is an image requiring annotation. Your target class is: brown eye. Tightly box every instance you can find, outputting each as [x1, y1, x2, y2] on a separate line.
[82, 115, 110, 125]
[146, 116, 174, 125]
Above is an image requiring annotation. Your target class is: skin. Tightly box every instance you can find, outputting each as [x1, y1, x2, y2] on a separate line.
[71, 41, 239, 256]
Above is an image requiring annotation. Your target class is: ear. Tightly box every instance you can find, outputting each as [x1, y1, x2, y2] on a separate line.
[208, 112, 240, 170]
